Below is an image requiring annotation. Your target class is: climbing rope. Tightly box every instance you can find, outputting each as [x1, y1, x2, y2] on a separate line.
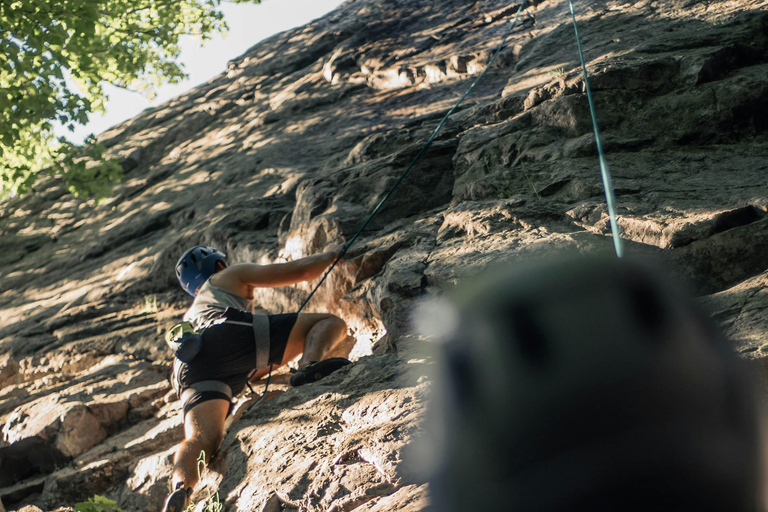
[297, 0, 530, 314]
[249, 0, 626, 408]
[246, 0, 529, 410]
[568, 0, 624, 258]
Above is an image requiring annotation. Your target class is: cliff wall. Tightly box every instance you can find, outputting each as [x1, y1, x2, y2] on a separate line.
[1, 0, 767, 510]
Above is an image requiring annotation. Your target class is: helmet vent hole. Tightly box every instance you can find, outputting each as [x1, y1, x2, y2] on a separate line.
[446, 348, 474, 406]
[628, 281, 666, 341]
[511, 306, 550, 365]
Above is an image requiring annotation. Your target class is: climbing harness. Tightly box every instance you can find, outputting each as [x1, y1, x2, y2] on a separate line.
[248, 0, 625, 407]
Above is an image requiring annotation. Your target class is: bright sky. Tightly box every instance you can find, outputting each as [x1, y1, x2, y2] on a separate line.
[59, 0, 347, 144]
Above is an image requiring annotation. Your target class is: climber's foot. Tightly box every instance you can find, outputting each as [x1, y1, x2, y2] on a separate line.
[290, 358, 352, 387]
[162, 486, 191, 512]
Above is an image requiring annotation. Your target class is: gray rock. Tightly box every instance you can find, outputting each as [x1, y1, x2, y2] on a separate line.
[1, 0, 767, 510]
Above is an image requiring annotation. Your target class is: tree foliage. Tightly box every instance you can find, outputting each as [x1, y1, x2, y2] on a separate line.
[0, 0, 258, 200]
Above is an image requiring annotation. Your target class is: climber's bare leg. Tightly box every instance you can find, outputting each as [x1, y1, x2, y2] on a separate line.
[283, 313, 349, 367]
[248, 314, 351, 384]
[172, 399, 229, 491]
[329, 333, 356, 358]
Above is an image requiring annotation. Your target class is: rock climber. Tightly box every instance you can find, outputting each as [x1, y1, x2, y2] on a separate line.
[162, 245, 353, 512]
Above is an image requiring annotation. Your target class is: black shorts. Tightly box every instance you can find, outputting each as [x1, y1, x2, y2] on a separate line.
[173, 308, 298, 416]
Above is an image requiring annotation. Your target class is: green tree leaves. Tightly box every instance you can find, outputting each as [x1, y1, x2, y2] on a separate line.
[0, 0, 259, 200]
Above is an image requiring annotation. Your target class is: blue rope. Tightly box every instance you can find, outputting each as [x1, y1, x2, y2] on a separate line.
[568, 0, 624, 258]
[297, 0, 529, 314]
[245, 0, 529, 412]
[245, 366, 271, 411]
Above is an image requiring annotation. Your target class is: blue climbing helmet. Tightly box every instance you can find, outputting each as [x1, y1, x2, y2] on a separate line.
[175, 245, 226, 296]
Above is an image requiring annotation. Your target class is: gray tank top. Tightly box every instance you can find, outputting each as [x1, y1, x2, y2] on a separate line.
[183, 278, 250, 330]
[183, 278, 271, 369]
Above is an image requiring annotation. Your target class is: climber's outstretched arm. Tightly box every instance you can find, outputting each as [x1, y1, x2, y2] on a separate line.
[211, 247, 341, 296]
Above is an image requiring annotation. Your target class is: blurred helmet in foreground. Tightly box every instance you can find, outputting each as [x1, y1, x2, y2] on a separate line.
[416, 255, 762, 512]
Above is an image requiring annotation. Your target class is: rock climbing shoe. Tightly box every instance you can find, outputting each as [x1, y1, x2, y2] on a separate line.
[290, 358, 352, 387]
[162, 486, 191, 512]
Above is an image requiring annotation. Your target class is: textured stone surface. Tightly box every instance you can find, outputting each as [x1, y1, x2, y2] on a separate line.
[702, 270, 768, 357]
[1, 0, 767, 510]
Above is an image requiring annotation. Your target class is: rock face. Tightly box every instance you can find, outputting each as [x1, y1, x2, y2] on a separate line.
[1, 0, 767, 510]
